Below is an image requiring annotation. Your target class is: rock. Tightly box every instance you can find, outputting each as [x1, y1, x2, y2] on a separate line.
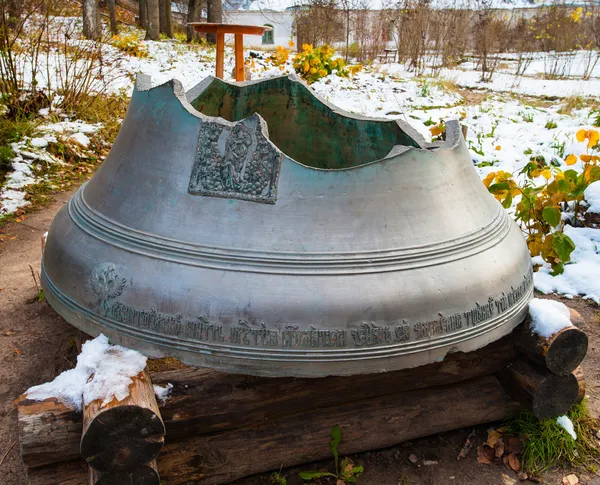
[422, 460, 438, 466]
[408, 454, 418, 463]
[563, 474, 579, 485]
[518, 472, 528, 481]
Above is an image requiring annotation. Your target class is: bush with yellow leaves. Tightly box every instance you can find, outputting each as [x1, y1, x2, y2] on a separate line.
[110, 33, 148, 58]
[266, 42, 294, 70]
[292, 44, 361, 84]
[483, 128, 600, 275]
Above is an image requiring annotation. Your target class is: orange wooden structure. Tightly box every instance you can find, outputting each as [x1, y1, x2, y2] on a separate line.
[189, 23, 271, 82]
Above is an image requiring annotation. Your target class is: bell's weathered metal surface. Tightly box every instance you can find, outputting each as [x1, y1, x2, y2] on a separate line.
[41, 74, 533, 377]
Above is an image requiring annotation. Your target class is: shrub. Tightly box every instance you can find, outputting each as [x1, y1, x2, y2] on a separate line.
[483, 128, 600, 275]
[267, 44, 292, 68]
[110, 33, 148, 58]
[293, 44, 348, 84]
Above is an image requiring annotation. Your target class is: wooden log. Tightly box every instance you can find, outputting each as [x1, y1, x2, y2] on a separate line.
[497, 357, 580, 419]
[574, 366, 586, 404]
[512, 309, 588, 376]
[27, 375, 522, 485]
[89, 460, 159, 485]
[81, 369, 165, 473]
[18, 335, 518, 468]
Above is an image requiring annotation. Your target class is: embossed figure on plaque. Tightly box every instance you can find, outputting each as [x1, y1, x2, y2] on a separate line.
[40, 74, 534, 377]
[189, 115, 283, 204]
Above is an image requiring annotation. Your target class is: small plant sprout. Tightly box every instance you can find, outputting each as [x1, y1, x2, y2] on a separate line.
[299, 425, 364, 483]
[545, 120, 558, 129]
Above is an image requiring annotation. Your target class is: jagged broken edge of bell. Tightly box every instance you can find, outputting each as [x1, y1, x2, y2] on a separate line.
[40, 73, 533, 377]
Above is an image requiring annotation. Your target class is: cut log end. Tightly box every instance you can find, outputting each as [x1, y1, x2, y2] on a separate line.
[89, 462, 159, 485]
[545, 327, 588, 376]
[81, 405, 165, 472]
[532, 372, 580, 420]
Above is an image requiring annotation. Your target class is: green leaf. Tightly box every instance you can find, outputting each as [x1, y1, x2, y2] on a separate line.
[551, 262, 565, 276]
[488, 182, 510, 194]
[571, 183, 588, 197]
[542, 206, 561, 227]
[556, 179, 572, 193]
[299, 471, 336, 480]
[590, 166, 600, 183]
[563, 169, 579, 184]
[330, 424, 341, 475]
[502, 194, 513, 209]
[552, 232, 576, 263]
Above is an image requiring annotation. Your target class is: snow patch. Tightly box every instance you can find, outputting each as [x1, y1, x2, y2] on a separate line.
[584, 181, 600, 214]
[69, 132, 91, 147]
[25, 334, 147, 411]
[30, 137, 49, 148]
[556, 415, 577, 440]
[153, 383, 173, 404]
[528, 298, 572, 338]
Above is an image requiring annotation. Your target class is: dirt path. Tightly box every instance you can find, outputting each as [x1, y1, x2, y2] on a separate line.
[0, 191, 599, 485]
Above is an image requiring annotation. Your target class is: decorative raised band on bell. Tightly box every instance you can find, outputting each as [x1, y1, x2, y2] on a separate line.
[41, 74, 533, 377]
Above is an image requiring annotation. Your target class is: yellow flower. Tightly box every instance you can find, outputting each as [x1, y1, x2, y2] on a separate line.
[288, 40, 295, 48]
[429, 125, 444, 136]
[302, 44, 313, 53]
[576, 129, 587, 142]
[495, 145, 501, 151]
[541, 168, 552, 180]
[482, 172, 496, 188]
[303, 61, 310, 73]
[311, 58, 320, 66]
[318, 69, 327, 77]
[565, 154, 578, 165]
[309, 67, 317, 74]
[588, 129, 599, 148]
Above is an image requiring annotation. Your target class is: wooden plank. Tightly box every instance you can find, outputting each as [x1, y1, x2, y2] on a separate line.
[18, 336, 518, 468]
[27, 375, 522, 485]
[215, 31, 225, 79]
[234, 33, 245, 82]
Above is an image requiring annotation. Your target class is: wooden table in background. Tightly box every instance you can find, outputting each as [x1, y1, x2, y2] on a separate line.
[188, 23, 271, 82]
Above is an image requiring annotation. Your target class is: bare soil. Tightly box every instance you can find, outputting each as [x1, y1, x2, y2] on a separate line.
[0, 189, 599, 485]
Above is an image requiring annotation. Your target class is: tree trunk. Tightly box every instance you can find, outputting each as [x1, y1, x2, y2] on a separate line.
[81, 369, 165, 473]
[206, 0, 222, 44]
[186, 0, 201, 42]
[27, 375, 522, 485]
[512, 309, 588, 376]
[159, 0, 173, 37]
[145, 0, 160, 40]
[497, 358, 582, 419]
[107, 0, 118, 34]
[82, 0, 101, 40]
[139, 0, 148, 29]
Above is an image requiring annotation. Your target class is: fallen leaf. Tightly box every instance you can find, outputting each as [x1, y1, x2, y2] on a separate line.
[494, 439, 505, 458]
[477, 445, 494, 464]
[508, 453, 520, 472]
[344, 461, 353, 473]
[485, 429, 503, 448]
[13, 348, 23, 355]
[502, 473, 517, 485]
[4, 331, 15, 336]
[506, 436, 522, 454]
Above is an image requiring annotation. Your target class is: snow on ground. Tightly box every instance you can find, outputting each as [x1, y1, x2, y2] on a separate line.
[26, 334, 147, 411]
[0, 120, 101, 216]
[556, 415, 578, 440]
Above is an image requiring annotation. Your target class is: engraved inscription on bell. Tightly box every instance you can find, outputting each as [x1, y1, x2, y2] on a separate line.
[188, 115, 283, 204]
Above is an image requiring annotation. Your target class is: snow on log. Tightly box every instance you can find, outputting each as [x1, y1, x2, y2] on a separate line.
[497, 357, 582, 419]
[18, 336, 518, 469]
[513, 300, 588, 376]
[89, 460, 159, 485]
[81, 368, 165, 472]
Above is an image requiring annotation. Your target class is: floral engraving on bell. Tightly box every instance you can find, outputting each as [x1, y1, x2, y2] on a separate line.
[89, 263, 127, 316]
[188, 115, 283, 204]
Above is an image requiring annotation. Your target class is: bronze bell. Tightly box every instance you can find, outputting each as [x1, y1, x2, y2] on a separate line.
[41, 75, 533, 377]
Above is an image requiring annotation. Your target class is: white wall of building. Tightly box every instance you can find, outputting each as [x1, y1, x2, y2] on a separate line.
[223, 11, 296, 48]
